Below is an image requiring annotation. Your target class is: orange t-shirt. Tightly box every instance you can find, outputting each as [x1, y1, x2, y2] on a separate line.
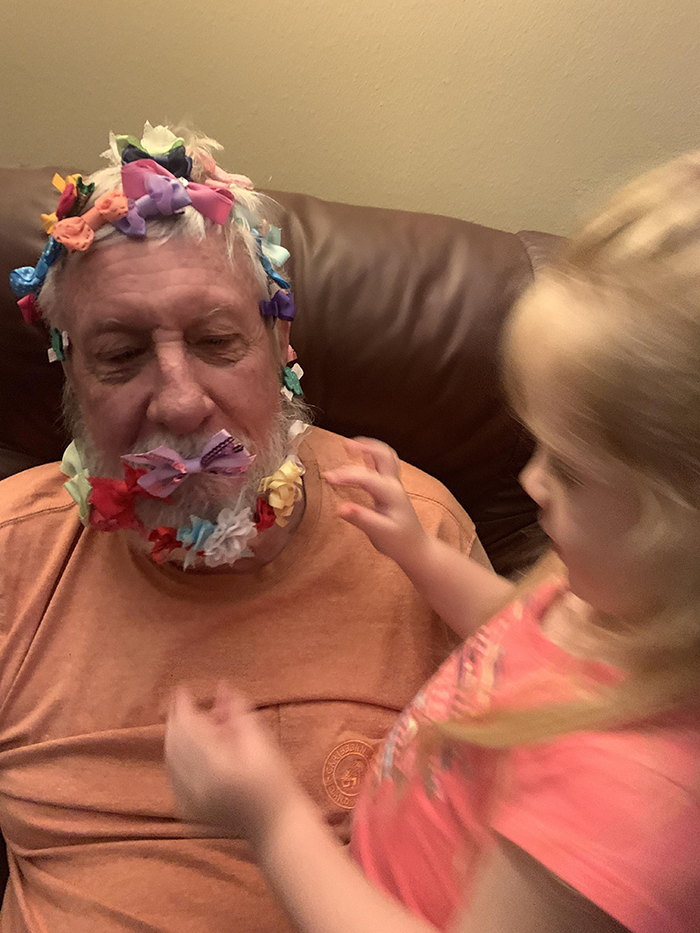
[351, 583, 700, 933]
[0, 427, 477, 933]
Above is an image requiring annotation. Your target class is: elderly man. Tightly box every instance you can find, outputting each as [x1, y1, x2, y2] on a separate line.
[1, 123, 488, 932]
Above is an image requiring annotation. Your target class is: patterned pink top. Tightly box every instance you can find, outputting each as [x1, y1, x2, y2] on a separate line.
[351, 582, 700, 932]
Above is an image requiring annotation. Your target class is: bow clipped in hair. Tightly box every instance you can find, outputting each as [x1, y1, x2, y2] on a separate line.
[260, 289, 296, 322]
[9, 237, 64, 298]
[121, 143, 193, 179]
[9, 122, 298, 340]
[116, 159, 234, 237]
[121, 430, 255, 499]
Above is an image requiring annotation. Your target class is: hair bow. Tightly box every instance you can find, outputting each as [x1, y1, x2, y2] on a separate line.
[118, 160, 234, 236]
[121, 143, 193, 179]
[255, 232, 291, 289]
[121, 430, 255, 499]
[115, 172, 192, 237]
[88, 464, 149, 533]
[9, 237, 64, 298]
[259, 289, 296, 322]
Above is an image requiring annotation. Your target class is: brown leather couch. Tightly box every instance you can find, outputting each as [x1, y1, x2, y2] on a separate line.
[0, 166, 560, 580]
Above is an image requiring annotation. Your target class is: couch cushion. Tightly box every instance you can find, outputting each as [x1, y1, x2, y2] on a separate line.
[0, 167, 69, 472]
[269, 191, 554, 574]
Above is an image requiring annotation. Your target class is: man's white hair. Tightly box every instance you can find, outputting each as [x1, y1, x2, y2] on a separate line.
[39, 124, 285, 328]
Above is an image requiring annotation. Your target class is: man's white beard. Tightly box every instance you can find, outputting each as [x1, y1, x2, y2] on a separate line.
[69, 390, 312, 548]
[126, 418, 294, 531]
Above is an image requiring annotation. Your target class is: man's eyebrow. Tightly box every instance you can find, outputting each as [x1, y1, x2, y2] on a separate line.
[83, 306, 247, 339]
[199, 306, 244, 322]
[84, 319, 146, 338]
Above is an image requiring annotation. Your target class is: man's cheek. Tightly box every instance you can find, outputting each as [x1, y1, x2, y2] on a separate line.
[86, 393, 143, 454]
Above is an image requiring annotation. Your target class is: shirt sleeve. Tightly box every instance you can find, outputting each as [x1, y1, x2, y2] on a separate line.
[401, 468, 480, 560]
[492, 730, 700, 933]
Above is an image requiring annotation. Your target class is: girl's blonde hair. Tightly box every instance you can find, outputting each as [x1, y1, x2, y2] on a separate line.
[445, 150, 700, 748]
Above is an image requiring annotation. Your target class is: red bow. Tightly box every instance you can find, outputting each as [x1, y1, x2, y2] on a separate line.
[254, 497, 276, 532]
[88, 465, 149, 533]
[148, 526, 181, 562]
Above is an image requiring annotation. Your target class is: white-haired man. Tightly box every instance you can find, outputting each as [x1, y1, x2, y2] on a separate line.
[1, 123, 488, 932]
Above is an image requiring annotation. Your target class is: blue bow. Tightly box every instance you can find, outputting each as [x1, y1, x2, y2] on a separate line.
[255, 235, 291, 289]
[9, 237, 64, 298]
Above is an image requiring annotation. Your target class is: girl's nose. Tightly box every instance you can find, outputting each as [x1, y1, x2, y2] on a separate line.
[519, 447, 549, 507]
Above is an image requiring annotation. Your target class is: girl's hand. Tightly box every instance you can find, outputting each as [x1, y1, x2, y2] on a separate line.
[165, 682, 299, 847]
[324, 437, 430, 572]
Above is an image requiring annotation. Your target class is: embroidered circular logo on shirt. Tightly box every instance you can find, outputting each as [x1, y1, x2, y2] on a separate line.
[322, 740, 375, 809]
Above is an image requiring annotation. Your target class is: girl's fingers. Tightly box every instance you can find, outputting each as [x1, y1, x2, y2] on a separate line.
[324, 466, 397, 511]
[342, 438, 375, 473]
[169, 685, 199, 727]
[211, 682, 235, 725]
[215, 684, 254, 733]
[352, 437, 401, 478]
[337, 502, 398, 538]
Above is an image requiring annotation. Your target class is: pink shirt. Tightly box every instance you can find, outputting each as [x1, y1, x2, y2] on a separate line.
[351, 583, 700, 932]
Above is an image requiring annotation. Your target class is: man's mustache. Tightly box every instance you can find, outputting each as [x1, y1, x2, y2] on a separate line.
[122, 431, 255, 499]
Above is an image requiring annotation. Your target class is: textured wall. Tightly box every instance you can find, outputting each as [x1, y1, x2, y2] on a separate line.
[1, 0, 698, 234]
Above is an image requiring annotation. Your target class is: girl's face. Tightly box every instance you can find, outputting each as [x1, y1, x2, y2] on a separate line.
[508, 288, 662, 624]
[520, 431, 653, 622]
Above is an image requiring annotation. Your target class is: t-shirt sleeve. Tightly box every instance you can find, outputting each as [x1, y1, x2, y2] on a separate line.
[399, 464, 480, 559]
[492, 732, 700, 933]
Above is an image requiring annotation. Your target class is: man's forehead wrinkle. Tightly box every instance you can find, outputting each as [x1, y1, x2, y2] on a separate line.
[76, 280, 255, 324]
[67, 239, 245, 291]
[62, 239, 262, 338]
[81, 303, 254, 339]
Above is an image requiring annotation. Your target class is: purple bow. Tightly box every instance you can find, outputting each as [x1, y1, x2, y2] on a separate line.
[115, 173, 192, 237]
[121, 430, 255, 498]
[259, 289, 296, 322]
[116, 159, 234, 240]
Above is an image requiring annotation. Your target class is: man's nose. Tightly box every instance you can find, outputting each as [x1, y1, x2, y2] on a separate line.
[146, 344, 215, 436]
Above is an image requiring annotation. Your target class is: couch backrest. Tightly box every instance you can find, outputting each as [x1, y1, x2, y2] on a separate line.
[0, 167, 560, 575]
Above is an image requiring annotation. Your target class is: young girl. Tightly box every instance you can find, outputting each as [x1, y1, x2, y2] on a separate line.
[165, 152, 700, 933]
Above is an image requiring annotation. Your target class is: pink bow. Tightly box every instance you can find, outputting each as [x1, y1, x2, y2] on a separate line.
[121, 430, 255, 499]
[121, 159, 235, 226]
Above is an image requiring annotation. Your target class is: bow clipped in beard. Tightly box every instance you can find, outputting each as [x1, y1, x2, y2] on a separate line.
[121, 430, 255, 499]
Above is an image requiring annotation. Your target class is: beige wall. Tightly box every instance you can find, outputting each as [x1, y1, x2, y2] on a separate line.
[1, 0, 698, 234]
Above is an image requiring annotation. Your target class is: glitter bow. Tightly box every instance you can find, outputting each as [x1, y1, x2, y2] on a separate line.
[9, 237, 65, 298]
[121, 430, 255, 499]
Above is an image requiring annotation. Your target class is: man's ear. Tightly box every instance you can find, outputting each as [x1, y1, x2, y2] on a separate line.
[275, 319, 292, 364]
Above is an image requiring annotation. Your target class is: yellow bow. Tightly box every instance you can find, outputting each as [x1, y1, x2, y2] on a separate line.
[40, 173, 83, 235]
[258, 459, 304, 527]
[60, 440, 92, 525]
